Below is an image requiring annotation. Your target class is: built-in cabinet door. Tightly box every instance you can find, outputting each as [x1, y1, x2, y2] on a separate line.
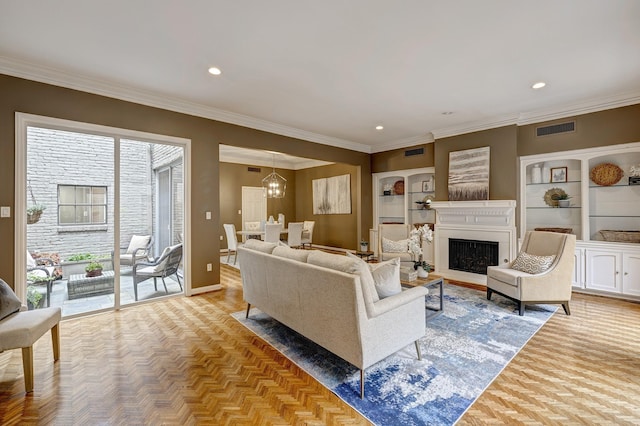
[622, 252, 640, 296]
[586, 250, 622, 293]
[572, 248, 584, 289]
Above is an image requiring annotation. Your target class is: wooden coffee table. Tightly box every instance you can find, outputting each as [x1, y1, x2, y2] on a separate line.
[402, 273, 444, 319]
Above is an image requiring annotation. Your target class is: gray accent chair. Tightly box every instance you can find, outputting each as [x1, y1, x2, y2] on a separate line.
[132, 244, 183, 301]
[487, 231, 576, 316]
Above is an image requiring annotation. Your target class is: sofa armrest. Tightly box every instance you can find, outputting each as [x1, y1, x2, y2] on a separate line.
[369, 285, 428, 318]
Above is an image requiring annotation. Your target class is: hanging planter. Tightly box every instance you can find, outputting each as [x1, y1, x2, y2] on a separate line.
[26, 180, 45, 225]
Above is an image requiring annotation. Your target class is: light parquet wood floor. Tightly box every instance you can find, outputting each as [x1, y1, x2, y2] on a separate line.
[1, 264, 639, 425]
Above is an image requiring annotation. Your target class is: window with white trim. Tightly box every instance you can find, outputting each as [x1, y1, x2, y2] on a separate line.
[58, 185, 107, 225]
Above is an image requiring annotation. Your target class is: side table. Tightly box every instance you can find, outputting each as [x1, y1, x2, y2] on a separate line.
[355, 250, 375, 262]
[402, 273, 444, 319]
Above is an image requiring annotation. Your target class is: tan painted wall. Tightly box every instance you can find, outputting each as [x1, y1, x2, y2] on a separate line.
[371, 143, 435, 173]
[435, 126, 519, 201]
[294, 163, 361, 249]
[0, 74, 372, 289]
[219, 162, 296, 248]
[517, 104, 640, 155]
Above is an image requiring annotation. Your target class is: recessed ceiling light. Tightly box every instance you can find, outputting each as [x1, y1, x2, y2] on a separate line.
[532, 81, 546, 89]
[208, 67, 222, 76]
[375, 125, 384, 130]
[441, 111, 454, 115]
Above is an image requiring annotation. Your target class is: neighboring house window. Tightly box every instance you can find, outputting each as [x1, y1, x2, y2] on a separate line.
[58, 185, 107, 225]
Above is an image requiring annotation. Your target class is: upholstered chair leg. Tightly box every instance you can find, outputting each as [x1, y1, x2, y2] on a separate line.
[360, 369, 365, 399]
[487, 288, 493, 300]
[519, 302, 525, 316]
[52, 324, 60, 361]
[21, 346, 34, 393]
[414, 341, 422, 360]
[562, 302, 571, 315]
[245, 303, 251, 318]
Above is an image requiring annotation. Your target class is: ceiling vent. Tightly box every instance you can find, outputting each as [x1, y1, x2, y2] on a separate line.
[247, 166, 261, 173]
[404, 147, 425, 157]
[536, 121, 576, 137]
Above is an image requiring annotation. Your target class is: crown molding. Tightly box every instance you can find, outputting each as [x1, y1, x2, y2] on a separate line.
[370, 133, 435, 153]
[516, 91, 640, 125]
[431, 114, 520, 140]
[0, 56, 372, 154]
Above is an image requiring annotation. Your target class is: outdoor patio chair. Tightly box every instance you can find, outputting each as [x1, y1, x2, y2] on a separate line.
[117, 235, 153, 267]
[132, 243, 183, 301]
[26, 251, 58, 308]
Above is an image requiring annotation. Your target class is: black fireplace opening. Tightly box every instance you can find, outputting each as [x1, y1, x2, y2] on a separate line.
[449, 238, 499, 275]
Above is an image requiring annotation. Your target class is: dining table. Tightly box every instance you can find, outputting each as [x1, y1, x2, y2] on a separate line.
[237, 228, 288, 239]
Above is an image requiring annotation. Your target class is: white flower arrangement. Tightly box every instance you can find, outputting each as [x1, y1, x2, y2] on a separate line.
[408, 224, 433, 270]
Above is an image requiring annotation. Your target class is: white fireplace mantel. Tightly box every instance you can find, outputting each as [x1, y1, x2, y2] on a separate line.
[431, 200, 517, 285]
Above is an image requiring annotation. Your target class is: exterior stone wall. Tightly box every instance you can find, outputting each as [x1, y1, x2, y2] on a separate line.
[27, 127, 151, 261]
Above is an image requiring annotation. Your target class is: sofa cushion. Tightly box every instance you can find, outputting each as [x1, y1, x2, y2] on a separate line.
[272, 246, 310, 263]
[0, 279, 21, 321]
[244, 239, 277, 254]
[307, 251, 359, 274]
[382, 237, 408, 253]
[346, 252, 401, 299]
[511, 251, 556, 275]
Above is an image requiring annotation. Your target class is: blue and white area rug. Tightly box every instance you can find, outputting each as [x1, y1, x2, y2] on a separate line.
[232, 284, 556, 425]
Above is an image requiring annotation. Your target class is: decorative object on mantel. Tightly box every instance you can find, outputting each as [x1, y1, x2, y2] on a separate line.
[599, 230, 640, 243]
[448, 146, 490, 201]
[534, 227, 573, 234]
[393, 180, 404, 195]
[414, 196, 432, 210]
[590, 162, 624, 186]
[359, 240, 369, 252]
[543, 187, 568, 207]
[383, 184, 393, 195]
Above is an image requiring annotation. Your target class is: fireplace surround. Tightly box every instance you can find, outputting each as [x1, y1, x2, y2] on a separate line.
[430, 200, 517, 285]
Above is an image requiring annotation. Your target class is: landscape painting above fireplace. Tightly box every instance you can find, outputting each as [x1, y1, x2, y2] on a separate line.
[448, 146, 490, 201]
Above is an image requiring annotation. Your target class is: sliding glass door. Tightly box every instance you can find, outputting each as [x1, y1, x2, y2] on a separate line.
[19, 114, 188, 318]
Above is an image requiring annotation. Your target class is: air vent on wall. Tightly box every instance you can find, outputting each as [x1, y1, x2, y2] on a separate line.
[536, 121, 576, 137]
[247, 167, 261, 173]
[404, 147, 425, 157]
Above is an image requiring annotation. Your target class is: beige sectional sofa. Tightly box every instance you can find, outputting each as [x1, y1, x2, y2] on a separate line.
[237, 240, 429, 398]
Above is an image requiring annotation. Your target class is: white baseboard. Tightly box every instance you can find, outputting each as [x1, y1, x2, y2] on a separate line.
[189, 283, 223, 295]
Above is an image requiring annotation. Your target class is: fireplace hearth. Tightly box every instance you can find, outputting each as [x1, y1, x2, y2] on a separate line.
[449, 238, 498, 275]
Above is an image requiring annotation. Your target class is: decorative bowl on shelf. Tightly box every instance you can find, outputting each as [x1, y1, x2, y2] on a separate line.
[590, 163, 624, 186]
[393, 180, 404, 195]
[543, 188, 568, 207]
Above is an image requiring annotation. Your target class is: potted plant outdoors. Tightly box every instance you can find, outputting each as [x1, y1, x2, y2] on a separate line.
[85, 260, 104, 277]
[26, 285, 45, 310]
[26, 204, 46, 224]
[62, 253, 112, 277]
[26, 272, 51, 310]
[553, 193, 571, 208]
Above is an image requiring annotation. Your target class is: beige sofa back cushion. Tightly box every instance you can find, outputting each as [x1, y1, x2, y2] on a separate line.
[307, 251, 359, 274]
[244, 239, 278, 254]
[272, 245, 310, 263]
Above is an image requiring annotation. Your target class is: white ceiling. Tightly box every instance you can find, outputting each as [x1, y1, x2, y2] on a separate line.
[1, 0, 639, 154]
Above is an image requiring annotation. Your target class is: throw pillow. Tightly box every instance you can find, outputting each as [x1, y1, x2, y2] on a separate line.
[382, 237, 409, 253]
[346, 252, 401, 299]
[244, 239, 277, 254]
[370, 258, 402, 298]
[0, 278, 22, 321]
[511, 251, 556, 275]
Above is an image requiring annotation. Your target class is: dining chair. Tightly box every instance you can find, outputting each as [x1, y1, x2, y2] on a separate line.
[301, 221, 315, 248]
[264, 223, 283, 243]
[287, 222, 304, 248]
[223, 224, 241, 264]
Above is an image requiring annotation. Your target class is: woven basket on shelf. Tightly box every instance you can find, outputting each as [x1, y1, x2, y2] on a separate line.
[534, 227, 573, 234]
[599, 230, 640, 243]
[590, 163, 624, 186]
